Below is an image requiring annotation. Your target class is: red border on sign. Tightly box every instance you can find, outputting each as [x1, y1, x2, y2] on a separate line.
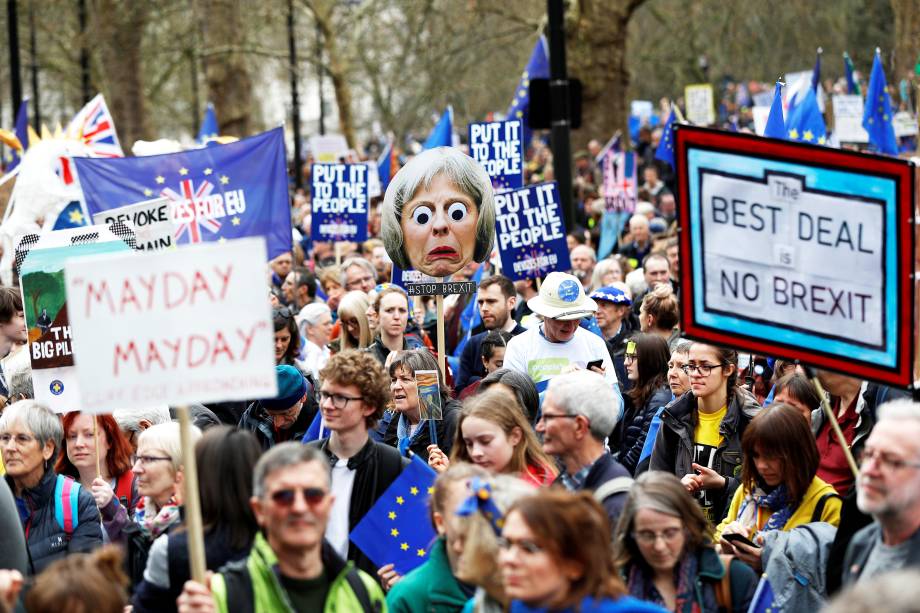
[674, 125, 915, 388]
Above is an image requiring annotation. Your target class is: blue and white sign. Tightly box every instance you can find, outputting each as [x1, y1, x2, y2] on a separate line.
[311, 163, 369, 242]
[468, 119, 524, 191]
[675, 126, 915, 387]
[494, 182, 570, 281]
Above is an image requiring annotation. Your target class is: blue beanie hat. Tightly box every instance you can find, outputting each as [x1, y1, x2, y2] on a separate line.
[261, 365, 308, 412]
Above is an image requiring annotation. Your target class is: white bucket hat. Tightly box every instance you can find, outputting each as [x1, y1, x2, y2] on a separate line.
[527, 272, 597, 321]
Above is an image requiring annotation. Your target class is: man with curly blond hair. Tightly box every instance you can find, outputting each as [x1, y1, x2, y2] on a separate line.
[307, 350, 408, 578]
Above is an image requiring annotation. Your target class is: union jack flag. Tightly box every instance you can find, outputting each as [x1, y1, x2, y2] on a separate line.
[161, 178, 221, 243]
[66, 94, 123, 158]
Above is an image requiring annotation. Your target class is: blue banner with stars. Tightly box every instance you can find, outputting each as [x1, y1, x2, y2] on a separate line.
[73, 127, 292, 260]
[469, 119, 524, 191]
[494, 182, 570, 282]
[310, 162, 369, 242]
[349, 454, 437, 575]
[507, 36, 549, 131]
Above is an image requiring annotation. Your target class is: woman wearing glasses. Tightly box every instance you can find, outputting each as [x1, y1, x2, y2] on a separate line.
[613, 333, 671, 475]
[650, 343, 761, 525]
[613, 472, 757, 612]
[498, 489, 664, 613]
[124, 422, 202, 588]
[716, 404, 841, 573]
[0, 401, 102, 574]
[133, 426, 260, 613]
[57, 412, 138, 543]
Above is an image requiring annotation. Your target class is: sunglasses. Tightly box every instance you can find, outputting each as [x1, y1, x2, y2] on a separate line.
[269, 487, 328, 507]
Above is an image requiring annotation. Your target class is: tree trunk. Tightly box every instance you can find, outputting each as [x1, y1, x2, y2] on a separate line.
[92, 0, 151, 148]
[312, 3, 357, 148]
[892, 0, 920, 100]
[197, 0, 254, 137]
[566, 0, 646, 152]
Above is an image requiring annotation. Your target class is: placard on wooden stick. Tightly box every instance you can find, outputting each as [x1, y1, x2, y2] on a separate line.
[65, 237, 278, 582]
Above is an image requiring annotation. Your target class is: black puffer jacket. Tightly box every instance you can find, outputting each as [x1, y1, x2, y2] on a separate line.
[650, 388, 762, 524]
[6, 468, 102, 574]
[614, 383, 672, 475]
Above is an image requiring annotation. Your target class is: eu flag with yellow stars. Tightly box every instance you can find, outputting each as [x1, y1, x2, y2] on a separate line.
[748, 574, 778, 613]
[73, 127, 292, 260]
[654, 108, 677, 166]
[507, 36, 549, 136]
[350, 454, 437, 575]
[51, 201, 89, 230]
[785, 87, 826, 145]
[863, 50, 898, 155]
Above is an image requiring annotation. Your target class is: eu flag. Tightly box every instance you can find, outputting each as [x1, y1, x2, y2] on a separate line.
[863, 51, 898, 155]
[423, 107, 453, 150]
[763, 81, 787, 139]
[350, 454, 437, 575]
[507, 36, 550, 135]
[747, 574, 778, 613]
[197, 103, 219, 145]
[51, 201, 89, 230]
[785, 88, 826, 144]
[7, 100, 29, 172]
[74, 127, 293, 259]
[654, 108, 677, 166]
[377, 140, 396, 190]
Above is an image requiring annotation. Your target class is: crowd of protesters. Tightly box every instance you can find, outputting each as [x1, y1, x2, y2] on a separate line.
[0, 117, 916, 613]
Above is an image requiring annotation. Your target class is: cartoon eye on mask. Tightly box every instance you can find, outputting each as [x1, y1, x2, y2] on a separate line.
[447, 202, 468, 222]
[411, 206, 433, 226]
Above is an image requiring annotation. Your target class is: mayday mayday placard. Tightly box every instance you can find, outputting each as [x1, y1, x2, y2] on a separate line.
[65, 237, 277, 412]
[674, 125, 915, 387]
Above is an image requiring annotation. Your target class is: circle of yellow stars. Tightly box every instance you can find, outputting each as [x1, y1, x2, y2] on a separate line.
[145, 167, 238, 243]
[387, 485, 435, 557]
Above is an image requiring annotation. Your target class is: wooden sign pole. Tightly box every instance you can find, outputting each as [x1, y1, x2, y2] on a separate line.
[92, 416, 101, 477]
[177, 405, 207, 583]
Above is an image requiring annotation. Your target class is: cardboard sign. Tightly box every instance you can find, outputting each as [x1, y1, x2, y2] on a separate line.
[91, 197, 175, 251]
[311, 163, 369, 242]
[630, 100, 654, 123]
[602, 151, 637, 213]
[415, 370, 442, 420]
[18, 225, 135, 411]
[309, 134, 349, 163]
[893, 111, 918, 138]
[674, 125, 915, 387]
[65, 237, 277, 412]
[494, 182, 570, 281]
[468, 119, 524, 191]
[684, 84, 715, 126]
[832, 95, 869, 143]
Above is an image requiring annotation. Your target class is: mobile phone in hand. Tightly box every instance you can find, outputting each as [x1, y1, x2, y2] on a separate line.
[723, 532, 760, 549]
[587, 359, 604, 370]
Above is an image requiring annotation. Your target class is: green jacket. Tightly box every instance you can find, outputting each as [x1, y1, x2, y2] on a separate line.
[211, 532, 386, 613]
[386, 537, 469, 613]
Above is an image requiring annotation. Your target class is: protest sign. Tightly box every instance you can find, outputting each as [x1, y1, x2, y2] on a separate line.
[631, 100, 654, 123]
[75, 127, 293, 260]
[832, 95, 869, 143]
[893, 111, 918, 138]
[602, 151, 638, 213]
[468, 119, 524, 191]
[308, 134, 349, 163]
[91, 197, 174, 251]
[415, 370, 442, 420]
[494, 182, 570, 282]
[674, 125, 915, 387]
[64, 237, 277, 412]
[18, 225, 135, 412]
[311, 163, 369, 242]
[684, 84, 715, 126]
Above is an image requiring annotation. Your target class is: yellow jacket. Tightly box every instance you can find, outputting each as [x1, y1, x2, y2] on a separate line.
[715, 475, 841, 542]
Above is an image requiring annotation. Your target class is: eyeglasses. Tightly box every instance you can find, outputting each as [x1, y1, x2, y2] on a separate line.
[680, 363, 725, 376]
[0, 433, 35, 447]
[132, 455, 172, 466]
[496, 536, 543, 555]
[624, 354, 637, 364]
[318, 391, 363, 409]
[538, 412, 579, 423]
[346, 275, 375, 289]
[269, 487, 328, 507]
[632, 527, 685, 545]
[858, 448, 920, 472]
[273, 306, 294, 321]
